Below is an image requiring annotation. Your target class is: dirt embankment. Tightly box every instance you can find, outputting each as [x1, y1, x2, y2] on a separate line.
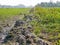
[0, 14, 53, 45]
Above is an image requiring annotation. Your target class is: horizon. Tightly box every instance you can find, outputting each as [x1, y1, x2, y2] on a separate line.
[0, 0, 60, 6]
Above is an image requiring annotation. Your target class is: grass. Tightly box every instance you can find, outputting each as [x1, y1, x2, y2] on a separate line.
[0, 8, 29, 15]
[0, 8, 30, 20]
[30, 7, 60, 44]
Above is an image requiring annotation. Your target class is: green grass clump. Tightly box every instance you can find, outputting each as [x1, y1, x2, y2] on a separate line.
[30, 7, 60, 44]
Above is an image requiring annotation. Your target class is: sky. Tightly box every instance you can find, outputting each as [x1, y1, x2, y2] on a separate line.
[0, 0, 59, 6]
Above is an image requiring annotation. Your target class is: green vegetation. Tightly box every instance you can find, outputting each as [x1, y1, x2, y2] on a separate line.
[0, 8, 29, 20]
[30, 7, 60, 44]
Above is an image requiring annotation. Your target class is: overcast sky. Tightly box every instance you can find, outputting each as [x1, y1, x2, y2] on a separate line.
[0, 0, 59, 6]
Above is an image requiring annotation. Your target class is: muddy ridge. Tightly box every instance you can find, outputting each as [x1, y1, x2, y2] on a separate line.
[0, 14, 52, 45]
